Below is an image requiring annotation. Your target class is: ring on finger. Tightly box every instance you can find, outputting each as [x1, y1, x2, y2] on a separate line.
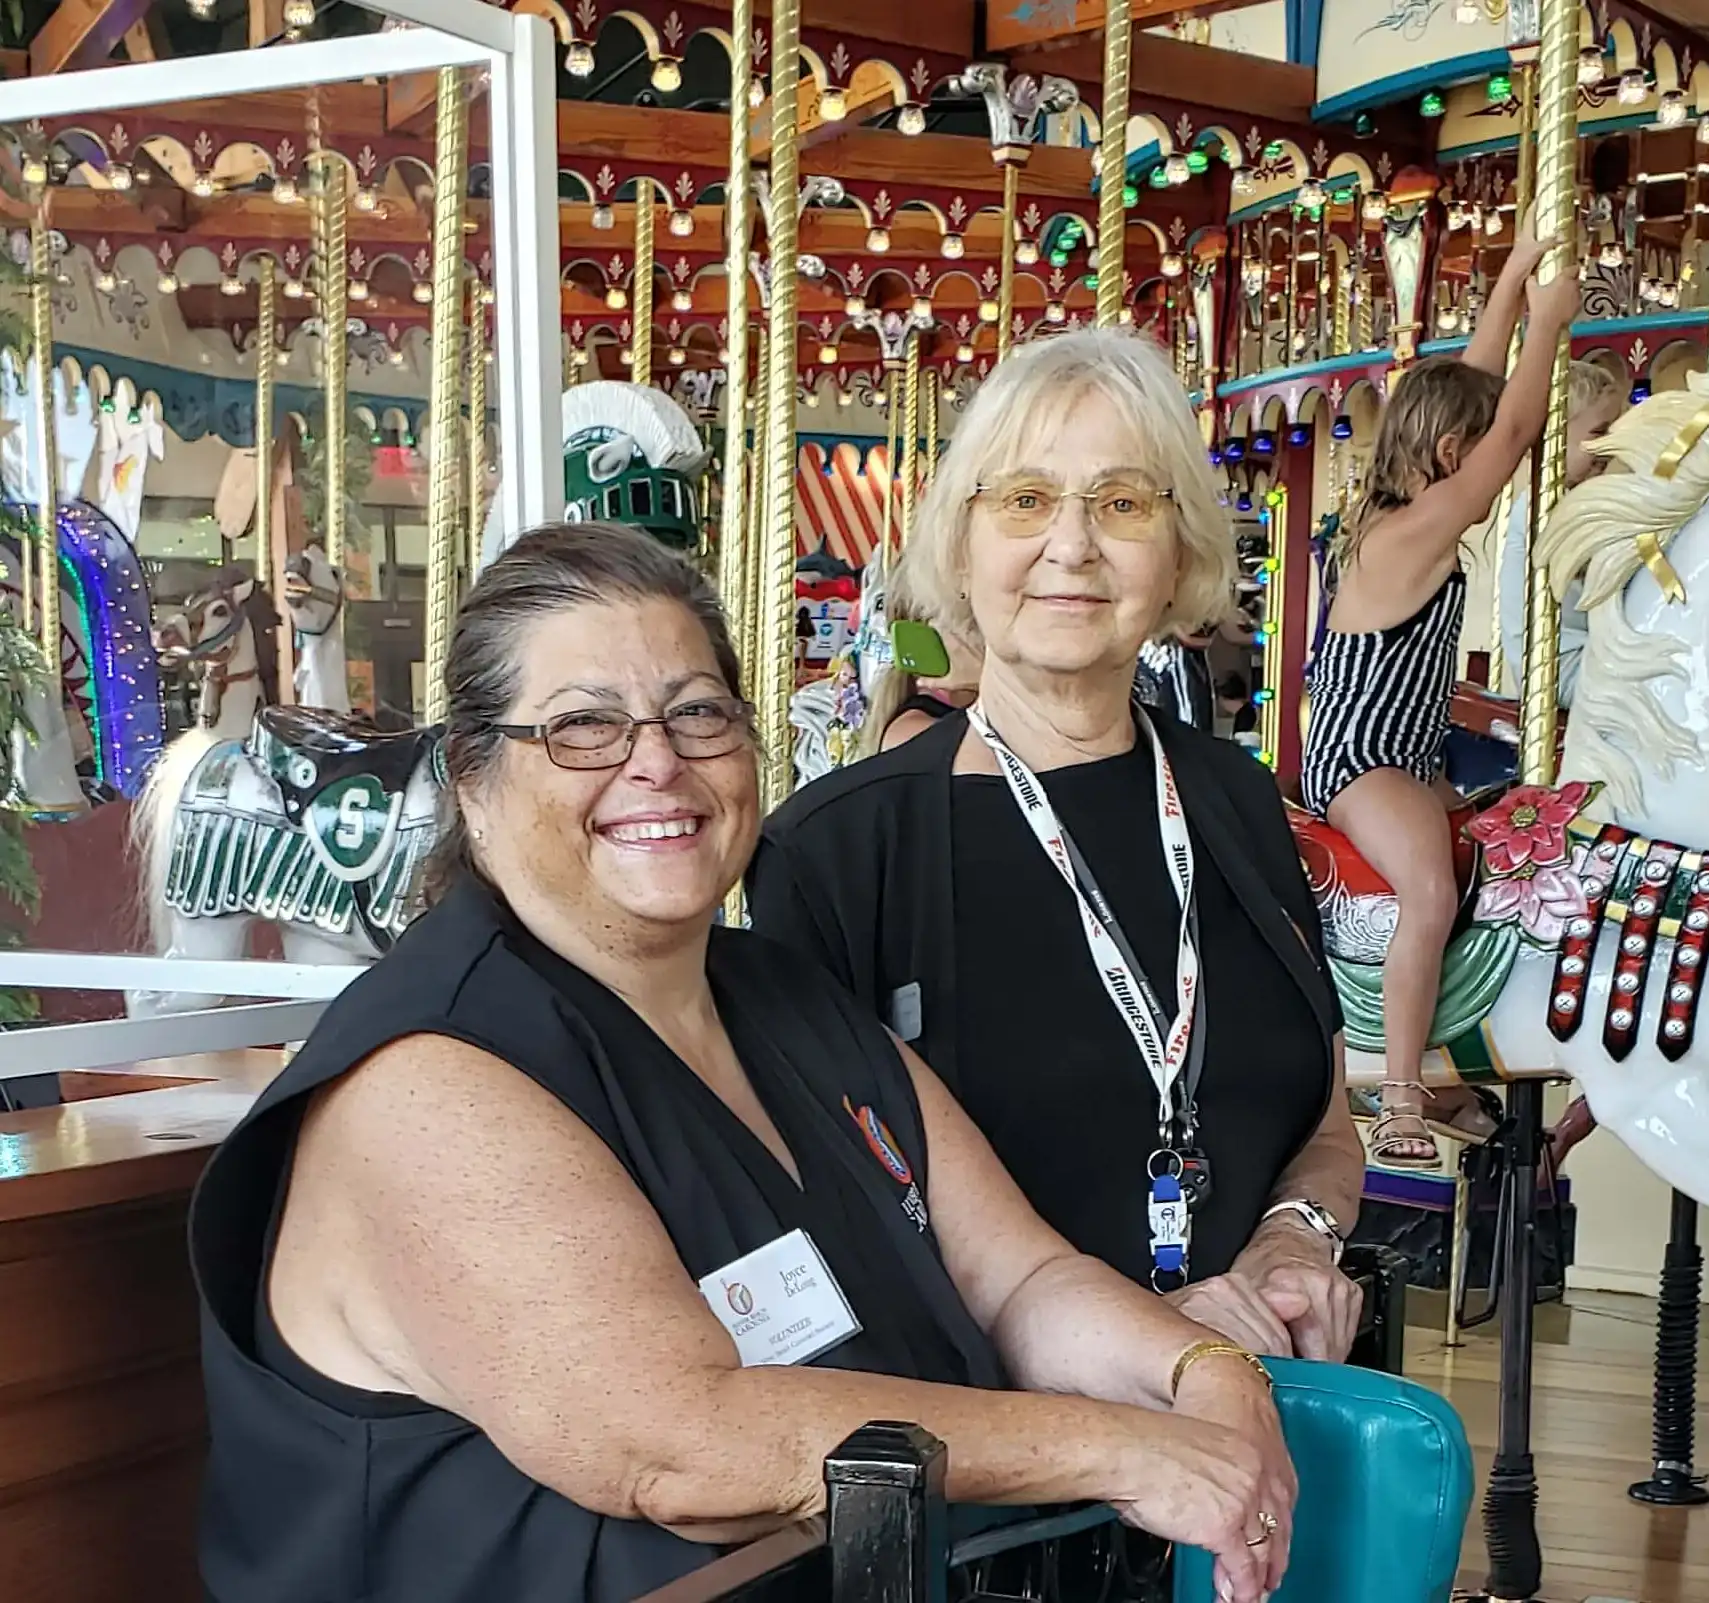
[1244, 1510, 1279, 1547]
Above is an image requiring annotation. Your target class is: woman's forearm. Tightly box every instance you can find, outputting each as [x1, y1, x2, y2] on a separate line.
[607, 1361, 1186, 1532]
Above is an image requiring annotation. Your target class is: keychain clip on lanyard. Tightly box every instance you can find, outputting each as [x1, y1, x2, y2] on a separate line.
[967, 700, 1206, 1287]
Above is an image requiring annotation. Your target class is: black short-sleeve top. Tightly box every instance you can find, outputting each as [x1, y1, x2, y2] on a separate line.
[189, 876, 1004, 1603]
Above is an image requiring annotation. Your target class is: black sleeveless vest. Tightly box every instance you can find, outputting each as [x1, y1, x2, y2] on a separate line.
[190, 876, 1004, 1603]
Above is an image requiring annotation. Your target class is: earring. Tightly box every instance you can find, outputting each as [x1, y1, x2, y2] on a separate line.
[471, 826, 485, 842]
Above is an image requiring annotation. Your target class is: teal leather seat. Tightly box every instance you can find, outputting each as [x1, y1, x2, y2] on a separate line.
[1173, 1358, 1472, 1603]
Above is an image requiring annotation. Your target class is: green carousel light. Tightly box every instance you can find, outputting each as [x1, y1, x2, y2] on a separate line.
[1421, 90, 1446, 117]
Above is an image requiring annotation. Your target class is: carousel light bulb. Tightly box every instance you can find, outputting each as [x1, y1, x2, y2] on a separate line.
[1118, 306, 1134, 325]
[978, 297, 999, 323]
[898, 102, 927, 137]
[1578, 46, 1604, 85]
[1437, 307, 1460, 332]
[1641, 274, 1662, 302]
[619, 347, 633, 366]
[1659, 91, 1688, 129]
[911, 295, 932, 320]
[668, 208, 695, 238]
[481, 285, 495, 306]
[1454, 0, 1479, 21]
[283, 276, 305, 299]
[837, 387, 854, 406]
[348, 277, 369, 301]
[956, 341, 975, 362]
[96, 269, 117, 294]
[668, 346, 686, 366]
[1231, 168, 1256, 196]
[1486, 206, 1504, 235]
[605, 285, 628, 309]
[1161, 251, 1185, 279]
[354, 185, 379, 213]
[157, 270, 179, 294]
[845, 293, 866, 316]
[803, 390, 819, 408]
[651, 56, 682, 94]
[21, 154, 48, 186]
[1619, 69, 1648, 106]
[273, 174, 297, 204]
[1165, 154, 1191, 186]
[591, 203, 615, 230]
[572, 346, 591, 367]
[1700, 118, 1709, 145]
[1447, 201, 1468, 230]
[1660, 282, 1680, 308]
[819, 342, 838, 364]
[192, 172, 215, 198]
[412, 280, 432, 303]
[389, 347, 406, 366]
[749, 76, 766, 109]
[564, 39, 595, 78]
[671, 287, 693, 312]
[716, 345, 731, 363]
[1599, 241, 1625, 267]
[1045, 300, 1066, 323]
[108, 162, 133, 191]
[866, 225, 891, 253]
[819, 86, 847, 122]
[1015, 238, 1039, 265]
[220, 274, 244, 296]
[283, 0, 314, 26]
[1363, 190, 1389, 222]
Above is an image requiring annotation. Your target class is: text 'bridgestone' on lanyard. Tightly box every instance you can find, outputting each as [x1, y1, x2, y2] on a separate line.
[966, 702, 1199, 1129]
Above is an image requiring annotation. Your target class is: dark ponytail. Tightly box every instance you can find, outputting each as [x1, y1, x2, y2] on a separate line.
[419, 522, 743, 907]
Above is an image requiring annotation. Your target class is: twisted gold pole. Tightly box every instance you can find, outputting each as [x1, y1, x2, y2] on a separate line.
[467, 287, 488, 587]
[312, 153, 350, 568]
[880, 368, 899, 569]
[1095, 0, 1132, 327]
[998, 159, 1020, 360]
[901, 330, 921, 540]
[741, 324, 769, 679]
[1489, 60, 1538, 698]
[757, 0, 802, 809]
[255, 256, 278, 611]
[423, 67, 469, 726]
[718, 0, 754, 641]
[631, 177, 656, 384]
[1521, 8, 1575, 787]
[923, 367, 939, 485]
[28, 213, 57, 656]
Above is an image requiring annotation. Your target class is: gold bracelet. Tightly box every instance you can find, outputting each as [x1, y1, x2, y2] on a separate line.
[1170, 1339, 1273, 1399]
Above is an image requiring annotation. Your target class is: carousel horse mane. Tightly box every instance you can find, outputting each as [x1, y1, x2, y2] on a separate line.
[1535, 375, 1709, 817]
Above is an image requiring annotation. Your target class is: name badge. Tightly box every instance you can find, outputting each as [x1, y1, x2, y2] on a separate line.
[888, 982, 923, 1042]
[699, 1228, 862, 1368]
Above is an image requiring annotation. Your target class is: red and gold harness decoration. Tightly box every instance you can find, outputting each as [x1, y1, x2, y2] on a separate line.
[1658, 858, 1709, 1062]
[1547, 824, 1627, 1043]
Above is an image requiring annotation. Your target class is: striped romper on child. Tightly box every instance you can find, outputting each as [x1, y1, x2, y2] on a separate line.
[1299, 568, 1467, 818]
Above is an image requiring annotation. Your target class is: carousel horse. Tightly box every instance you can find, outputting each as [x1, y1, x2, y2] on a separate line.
[790, 549, 888, 788]
[283, 543, 350, 713]
[1291, 375, 1709, 1206]
[153, 567, 280, 740]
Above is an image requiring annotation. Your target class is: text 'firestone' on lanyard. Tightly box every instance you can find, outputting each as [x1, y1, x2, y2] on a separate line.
[965, 702, 1199, 1130]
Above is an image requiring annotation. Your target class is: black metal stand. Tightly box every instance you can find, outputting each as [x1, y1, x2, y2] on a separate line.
[1480, 1079, 1545, 1602]
[1629, 1188, 1709, 1507]
[825, 1422, 949, 1603]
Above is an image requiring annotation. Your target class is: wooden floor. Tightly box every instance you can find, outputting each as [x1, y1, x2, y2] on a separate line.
[1403, 1288, 1709, 1603]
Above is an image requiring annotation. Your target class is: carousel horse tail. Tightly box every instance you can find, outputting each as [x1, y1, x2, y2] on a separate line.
[131, 726, 221, 952]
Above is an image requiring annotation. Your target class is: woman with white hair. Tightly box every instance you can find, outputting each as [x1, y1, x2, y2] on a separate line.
[750, 330, 1366, 1363]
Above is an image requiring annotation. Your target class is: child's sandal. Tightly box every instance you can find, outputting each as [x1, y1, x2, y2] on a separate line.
[1369, 1081, 1444, 1171]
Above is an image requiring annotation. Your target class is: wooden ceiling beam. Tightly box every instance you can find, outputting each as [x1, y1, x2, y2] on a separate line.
[29, 0, 155, 76]
[987, 0, 1268, 53]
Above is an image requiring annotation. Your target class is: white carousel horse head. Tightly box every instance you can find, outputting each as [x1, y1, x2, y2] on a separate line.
[154, 569, 264, 738]
[851, 551, 893, 703]
[94, 388, 166, 543]
[283, 543, 350, 714]
[0, 350, 100, 507]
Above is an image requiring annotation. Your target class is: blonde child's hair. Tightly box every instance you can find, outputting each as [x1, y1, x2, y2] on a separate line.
[1568, 357, 1621, 413]
[857, 551, 933, 759]
[1343, 354, 1506, 564]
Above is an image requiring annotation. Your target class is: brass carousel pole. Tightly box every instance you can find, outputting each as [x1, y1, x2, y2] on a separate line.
[1489, 60, 1538, 698]
[254, 256, 278, 633]
[311, 145, 350, 570]
[1095, 0, 1132, 327]
[423, 68, 470, 726]
[741, 324, 769, 677]
[718, 0, 754, 628]
[631, 177, 656, 383]
[757, 0, 802, 808]
[28, 213, 57, 656]
[1522, 9, 1576, 787]
[879, 367, 899, 568]
[467, 285, 488, 586]
[998, 159, 1020, 359]
[900, 328, 921, 537]
[923, 367, 940, 484]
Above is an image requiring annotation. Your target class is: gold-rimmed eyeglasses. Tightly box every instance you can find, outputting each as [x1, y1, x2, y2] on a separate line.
[970, 472, 1176, 540]
[491, 697, 755, 771]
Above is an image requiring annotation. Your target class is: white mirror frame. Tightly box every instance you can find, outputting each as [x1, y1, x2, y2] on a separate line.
[1, 0, 565, 548]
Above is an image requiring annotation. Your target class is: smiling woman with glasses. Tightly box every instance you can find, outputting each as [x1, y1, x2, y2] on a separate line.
[189, 520, 1297, 1603]
[751, 328, 1367, 1381]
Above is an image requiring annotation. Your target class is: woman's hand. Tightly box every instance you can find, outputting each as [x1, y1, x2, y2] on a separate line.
[1109, 1412, 1279, 1603]
[1168, 1360, 1298, 1600]
[1230, 1220, 1363, 1363]
[1166, 1270, 1296, 1357]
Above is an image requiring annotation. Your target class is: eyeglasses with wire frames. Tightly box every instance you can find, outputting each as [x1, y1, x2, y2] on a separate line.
[969, 471, 1176, 540]
[490, 696, 756, 771]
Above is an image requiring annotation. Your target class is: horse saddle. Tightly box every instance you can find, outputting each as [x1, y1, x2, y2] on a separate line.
[247, 705, 443, 830]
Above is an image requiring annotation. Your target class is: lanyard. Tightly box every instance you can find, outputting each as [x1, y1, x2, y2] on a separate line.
[966, 700, 1200, 1135]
